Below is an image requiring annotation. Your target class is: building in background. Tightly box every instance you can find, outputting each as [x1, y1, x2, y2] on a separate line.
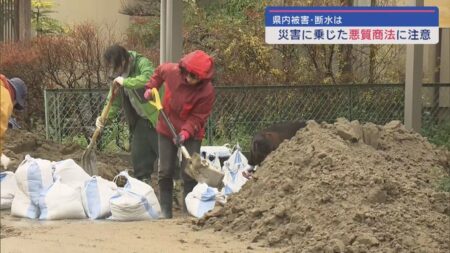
[0, 0, 31, 42]
[49, 0, 132, 37]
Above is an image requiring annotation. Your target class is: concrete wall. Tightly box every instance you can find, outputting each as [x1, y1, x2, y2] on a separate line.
[49, 0, 131, 37]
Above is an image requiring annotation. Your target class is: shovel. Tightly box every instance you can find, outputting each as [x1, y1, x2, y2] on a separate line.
[148, 88, 224, 188]
[81, 83, 119, 176]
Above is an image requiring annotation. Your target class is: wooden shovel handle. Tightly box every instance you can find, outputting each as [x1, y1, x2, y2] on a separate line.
[90, 83, 120, 145]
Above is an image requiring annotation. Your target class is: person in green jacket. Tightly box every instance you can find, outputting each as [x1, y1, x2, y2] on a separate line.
[97, 44, 161, 182]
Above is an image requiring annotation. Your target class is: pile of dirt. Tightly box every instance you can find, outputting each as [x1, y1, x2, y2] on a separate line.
[2, 129, 131, 180]
[199, 119, 450, 253]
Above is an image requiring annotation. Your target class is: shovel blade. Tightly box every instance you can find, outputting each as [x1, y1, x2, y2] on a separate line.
[186, 153, 224, 188]
[81, 145, 98, 176]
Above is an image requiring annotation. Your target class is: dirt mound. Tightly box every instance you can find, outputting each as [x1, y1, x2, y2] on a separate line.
[199, 119, 450, 253]
[2, 129, 130, 180]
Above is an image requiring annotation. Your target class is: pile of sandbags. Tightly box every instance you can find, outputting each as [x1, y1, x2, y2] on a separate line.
[1, 155, 160, 221]
[185, 145, 250, 218]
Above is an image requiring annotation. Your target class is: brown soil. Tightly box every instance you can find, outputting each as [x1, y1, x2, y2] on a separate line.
[198, 119, 450, 253]
[2, 129, 130, 180]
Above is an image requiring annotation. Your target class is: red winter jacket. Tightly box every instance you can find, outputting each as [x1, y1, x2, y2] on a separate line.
[145, 50, 215, 140]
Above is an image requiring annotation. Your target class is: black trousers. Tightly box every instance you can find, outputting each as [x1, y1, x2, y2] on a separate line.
[158, 134, 200, 215]
[158, 134, 199, 184]
[120, 88, 158, 180]
[130, 117, 158, 180]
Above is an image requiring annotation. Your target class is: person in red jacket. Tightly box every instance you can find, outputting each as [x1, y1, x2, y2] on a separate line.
[144, 50, 215, 218]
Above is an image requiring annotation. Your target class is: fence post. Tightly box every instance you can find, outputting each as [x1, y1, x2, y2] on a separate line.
[56, 93, 62, 142]
[439, 29, 450, 122]
[44, 89, 49, 139]
[404, 0, 423, 132]
[207, 117, 213, 145]
[348, 85, 353, 121]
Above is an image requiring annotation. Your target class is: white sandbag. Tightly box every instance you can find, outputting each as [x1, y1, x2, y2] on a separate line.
[0, 171, 17, 209]
[14, 155, 53, 197]
[11, 155, 54, 218]
[200, 145, 232, 170]
[222, 147, 248, 196]
[38, 178, 86, 220]
[11, 190, 37, 218]
[109, 171, 160, 221]
[81, 176, 117, 219]
[53, 159, 91, 189]
[185, 183, 218, 218]
[200, 145, 232, 159]
[109, 189, 159, 221]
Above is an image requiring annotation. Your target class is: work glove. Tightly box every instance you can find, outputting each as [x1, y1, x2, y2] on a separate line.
[173, 130, 190, 146]
[95, 116, 104, 129]
[144, 88, 153, 101]
[1, 153, 11, 170]
[114, 76, 124, 86]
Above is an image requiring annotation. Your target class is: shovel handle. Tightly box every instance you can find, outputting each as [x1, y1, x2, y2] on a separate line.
[90, 83, 120, 145]
[180, 145, 191, 159]
[148, 87, 191, 160]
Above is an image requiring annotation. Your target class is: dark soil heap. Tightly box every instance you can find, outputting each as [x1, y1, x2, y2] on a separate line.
[199, 119, 450, 253]
[2, 129, 130, 180]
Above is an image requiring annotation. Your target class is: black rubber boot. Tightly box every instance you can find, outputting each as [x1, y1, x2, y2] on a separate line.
[159, 178, 173, 219]
[182, 180, 197, 213]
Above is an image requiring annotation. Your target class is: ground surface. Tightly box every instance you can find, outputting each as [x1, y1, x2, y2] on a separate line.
[1, 210, 276, 253]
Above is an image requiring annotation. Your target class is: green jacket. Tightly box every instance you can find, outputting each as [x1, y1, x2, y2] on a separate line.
[103, 51, 162, 126]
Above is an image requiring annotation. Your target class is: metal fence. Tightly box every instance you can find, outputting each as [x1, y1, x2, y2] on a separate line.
[44, 89, 129, 151]
[45, 84, 450, 151]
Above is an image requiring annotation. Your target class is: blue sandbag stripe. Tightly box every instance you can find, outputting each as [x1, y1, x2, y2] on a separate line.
[0, 172, 7, 182]
[38, 186, 51, 219]
[85, 179, 101, 219]
[27, 160, 42, 218]
[196, 187, 216, 217]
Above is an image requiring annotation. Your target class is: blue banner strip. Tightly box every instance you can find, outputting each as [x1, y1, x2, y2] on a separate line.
[265, 6, 439, 27]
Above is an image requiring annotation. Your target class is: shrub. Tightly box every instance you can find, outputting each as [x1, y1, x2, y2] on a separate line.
[0, 22, 120, 131]
[0, 42, 45, 129]
[36, 23, 118, 89]
[422, 120, 450, 150]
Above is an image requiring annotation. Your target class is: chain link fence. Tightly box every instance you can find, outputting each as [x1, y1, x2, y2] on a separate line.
[44, 89, 129, 151]
[45, 84, 450, 152]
